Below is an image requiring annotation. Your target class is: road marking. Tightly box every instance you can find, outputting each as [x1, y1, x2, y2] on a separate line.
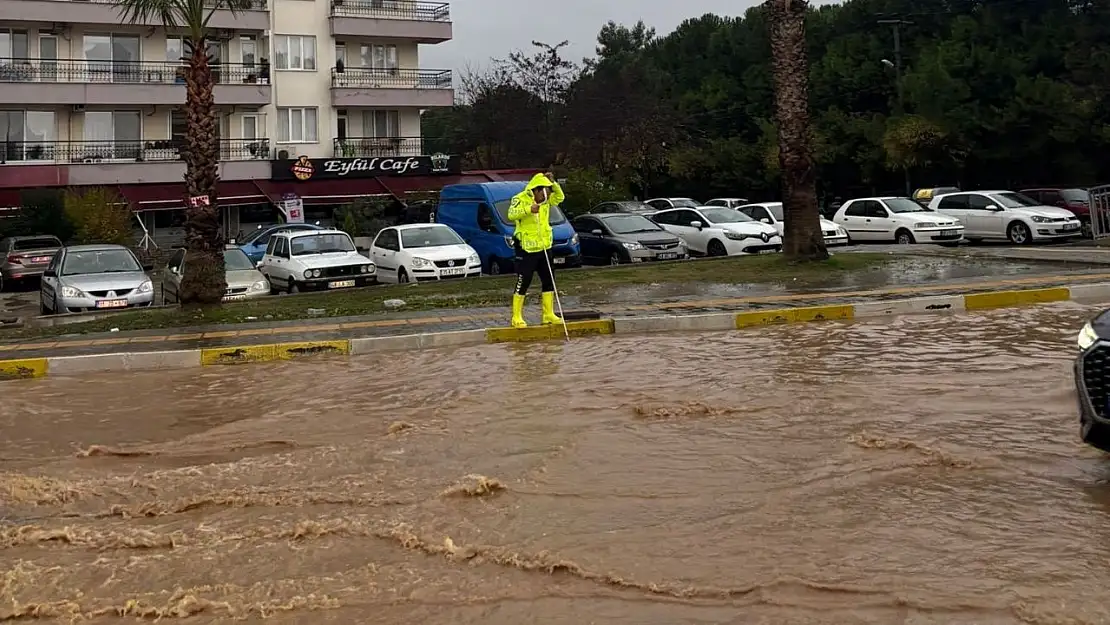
[199, 340, 350, 366]
[735, 304, 855, 328]
[0, 357, 47, 379]
[485, 319, 614, 343]
[964, 287, 1071, 310]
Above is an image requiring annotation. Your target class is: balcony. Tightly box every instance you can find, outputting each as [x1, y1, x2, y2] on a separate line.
[333, 136, 430, 157]
[330, 68, 452, 107]
[0, 59, 271, 106]
[329, 0, 451, 43]
[0, 0, 270, 30]
[0, 138, 271, 165]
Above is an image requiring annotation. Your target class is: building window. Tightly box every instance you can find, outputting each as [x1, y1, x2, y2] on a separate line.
[169, 109, 186, 145]
[241, 114, 258, 140]
[277, 107, 318, 143]
[274, 35, 316, 71]
[0, 29, 29, 60]
[363, 110, 399, 137]
[82, 111, 141, 160]
[358, 44, 397, 70]
[239, 35, 257, 68]
[0, 110, 55, 161]
[166, 36, 184, 64]
[83, 34, 141, 82]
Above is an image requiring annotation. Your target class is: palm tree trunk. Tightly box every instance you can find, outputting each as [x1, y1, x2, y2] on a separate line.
[179, 38, 226, 305]
[768, 0, 828, 261]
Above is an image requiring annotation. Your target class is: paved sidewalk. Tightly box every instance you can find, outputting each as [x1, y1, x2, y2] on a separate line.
[2, 270, 1109, 361]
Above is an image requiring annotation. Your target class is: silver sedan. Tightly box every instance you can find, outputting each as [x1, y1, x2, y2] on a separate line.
[162, 247, 270, 303]
[40, 245, 155, 315]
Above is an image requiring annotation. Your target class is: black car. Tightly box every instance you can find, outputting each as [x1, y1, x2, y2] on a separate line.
[588, 201, 655, 215]
[1075, 310, 1110, 451]
[571, 213, 688, 265]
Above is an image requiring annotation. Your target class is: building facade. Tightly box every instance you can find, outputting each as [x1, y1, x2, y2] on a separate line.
[0, 0, 475, 244]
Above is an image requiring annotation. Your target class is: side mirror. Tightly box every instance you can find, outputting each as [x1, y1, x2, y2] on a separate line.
[255, 260, 263, 268]
[987, 204, 1002, 211]
[42, 269, 55, 277]
[591, 229, 603, 235]
[760, 217, 771, 224]
[142, 263, 154, 271]
[690, 220, 703, 229]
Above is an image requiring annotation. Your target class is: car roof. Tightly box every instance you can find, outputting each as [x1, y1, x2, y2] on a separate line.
[63, 244, 129, 252]
[10, 234, 60, 240]
[934, 190, 1007, 197]
[845, 196, 902, 202]
[280, 228, 346, 237]
[740, 201, 782, 206]
[587, 212, 650, 219]
[393, 223, 451, 230]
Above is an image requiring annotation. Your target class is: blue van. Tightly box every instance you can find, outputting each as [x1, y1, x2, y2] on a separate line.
[436, 181, 581, 274]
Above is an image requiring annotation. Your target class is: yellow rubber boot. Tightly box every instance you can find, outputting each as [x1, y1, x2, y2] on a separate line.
[541, 291, 563, 325]
[511, 294, 527, 328]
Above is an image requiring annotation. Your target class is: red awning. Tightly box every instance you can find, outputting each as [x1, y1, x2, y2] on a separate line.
[217, 181, 267, 207]
[118, 181, 266, 211]
[255, 178, 388, 205]
[376, 175, 460, 197]
[0, 189, 22, 208]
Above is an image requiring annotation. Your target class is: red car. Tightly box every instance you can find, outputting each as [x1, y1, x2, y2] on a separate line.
[1020, 188, 1091, 237]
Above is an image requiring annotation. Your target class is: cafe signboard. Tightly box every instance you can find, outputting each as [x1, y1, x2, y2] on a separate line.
[272, 153, 460, 181]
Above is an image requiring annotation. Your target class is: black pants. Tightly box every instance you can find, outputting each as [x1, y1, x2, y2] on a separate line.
[514, 249, 555, 295]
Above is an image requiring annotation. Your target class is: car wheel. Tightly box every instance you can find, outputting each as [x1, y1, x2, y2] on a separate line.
[398, 268, 410, 283]
[39, 296, 48, 316]
[288, 279, 300, 294]
[1008, 221, 1032, 245]
[487, 257, 501, 275]
[1081, 217, 1093, 239]
[895, 229, 915, 245]
[707, 239, 727, 256]
[0, 274, 5, 293]
[609, 251, 623, 266]
[1081, 416, 1110, 453]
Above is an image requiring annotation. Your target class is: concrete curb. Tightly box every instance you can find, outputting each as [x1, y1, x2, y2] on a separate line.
[4, 282, 1109, 379]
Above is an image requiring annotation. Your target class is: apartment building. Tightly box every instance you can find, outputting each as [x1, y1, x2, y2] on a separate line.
[0, 0, 516, 243]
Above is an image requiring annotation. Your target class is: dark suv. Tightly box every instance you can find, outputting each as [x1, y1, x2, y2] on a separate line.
[1075, 310, 1110, 451]
[1020, 188, 1091, 236]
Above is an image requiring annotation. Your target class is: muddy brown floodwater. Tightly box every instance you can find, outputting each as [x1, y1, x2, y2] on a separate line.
[3, 302, 1110, 624]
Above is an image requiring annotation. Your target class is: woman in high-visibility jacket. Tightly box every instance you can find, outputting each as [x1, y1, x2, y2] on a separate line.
[508, 172, 564, 328]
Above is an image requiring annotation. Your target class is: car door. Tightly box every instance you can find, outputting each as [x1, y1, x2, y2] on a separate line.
[572, 216, 604, 262]
[244, 227, 275, 263]
[371, 229, 401, 281]
[673, 209, 711, 253]
[837, 201, 872, 240]
[40, 249, 62, 311]
[934, 194, 972, 234]
[967, 193, 1005, 237]
[163, 248, 186, 303]
[261, 236, 287, 284]
[862, 201, 898, 240]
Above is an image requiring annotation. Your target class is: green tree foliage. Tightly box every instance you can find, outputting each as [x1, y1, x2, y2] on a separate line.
[63, 187, 134, 246]
[423, 0, 1110, 201]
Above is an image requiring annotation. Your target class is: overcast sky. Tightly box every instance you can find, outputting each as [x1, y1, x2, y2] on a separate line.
[421, 0, 786, 72]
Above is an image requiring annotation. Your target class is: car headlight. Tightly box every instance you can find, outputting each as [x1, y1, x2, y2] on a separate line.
[60, 285, 85, 298]
[1078, 321, 1099, 350]
[622, 242, 643, 250]
[1030, 216, 1050, 223]
[137, 280, 153, 293]
[570, 233, 579, 245]
[250, 279, 268, 291]
[303, 269, 312, 279]
[914, 222, 937, 229]
[411, 257, 432, 269]
[836, 227, 847, 236]
[366, 263, 376, 273]
[312, 269, 322, 278]
[724, 231, 750, 240]
[467, 253, 480, 265]
[504, 236, 515, 249]
[359, 265, 368, 273]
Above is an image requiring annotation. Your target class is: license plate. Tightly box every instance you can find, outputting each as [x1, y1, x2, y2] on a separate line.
[657, 252, 678, 260]
[552, 257, 565, 264]
[31, 256, 50, 263]
[440, 267, 465, 276]
[328, 280, 355, 289]
[940, 230, 958, 237]
[758, 249, 776, 254]
[1062, 224, 1080, 231]
[95, 299, 127, 309]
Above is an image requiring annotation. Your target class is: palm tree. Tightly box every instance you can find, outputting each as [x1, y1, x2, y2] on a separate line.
[114, 0, 231, 304]
[766, 0, 828, 261]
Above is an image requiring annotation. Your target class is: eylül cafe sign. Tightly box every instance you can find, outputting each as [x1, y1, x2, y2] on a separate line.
[272, 153, 461, 181]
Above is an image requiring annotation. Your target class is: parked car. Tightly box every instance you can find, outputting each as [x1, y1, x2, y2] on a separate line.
[572, 213, 688, 265]
[588, 201, 654, 215]
[370, 223, 481, 283]
[0, 235, 62, 291]
[162, 247, 270, 304]
[644, 197, 700, 210]
[436, 181, 581, 275]
[927, 190, 1081, 244]
[1075, 311, 1110, 452]
[1020, 188, 1092, 237]
[258, 229, 375, 293]
[650, 206, 781, 256]
[736, 202, 849, 247]
[704, 198, 750, 209]
[40, 244, 154, 315]
[237, 222, 325, 263]
[833, 197, 964, 244]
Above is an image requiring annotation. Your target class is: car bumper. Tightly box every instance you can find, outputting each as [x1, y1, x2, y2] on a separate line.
[628, 248, 688, 262]
[297, 275, 377, 290]
[413, 264, 483, 282]
[1032, 225, 1083, 239]
[917, 227, 964, 242]
[222, 288, 270, 302]
[1075, 343, 1110, 451]
[57, 291, 155, 313]
[725, 237, 782, 255]
[2, 266, 48, 279]
[824, 235, 849, 246]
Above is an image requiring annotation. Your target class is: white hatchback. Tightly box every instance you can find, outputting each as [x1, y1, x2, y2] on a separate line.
[370, 223, 481, 283]
[650, 206, 781, 256]
[927, 190, 1082, 244]
[737, 202, 848, 246]
[833, 197, 964, 245]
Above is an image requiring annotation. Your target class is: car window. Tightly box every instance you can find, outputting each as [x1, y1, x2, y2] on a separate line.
[937, 195, 968, 209]
[843, 202, 867, 217]
[749, 206, 770, 221]
[705, 199, 724, 207]
[375, 229, 398, 251]
[291, 233, 355, 255]
[1039, 191, 1061, 204]
[167, 248, 186, 271]
[223, 248, 255, 270]
[400, 226, 463, 248]
[990, 192, 1040, 208]
[652, 210, 676, 225]
[476, 203, 495, 231]
[602, 214, 660, 234]
[275, 237, 288, 258]
[13, 237, 61, 250]
[967, 195, 993, 210]
[863, 201, 888, 218]
[671, 198, 699, 208]
[265, 237, 278, 255]
[573, 217, 600, 233]
[61, 248, 141, 276]
[882, 198, 928, 213]
[673, 210, 701, 226]
[1062, 188, 1090, 203]
[646, 199, 669, 210]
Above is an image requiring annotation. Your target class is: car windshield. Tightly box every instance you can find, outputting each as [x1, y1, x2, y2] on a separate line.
[671, 198, 699, 208]
[762, 204, 784, 220]
[990, 192, 1040, 208]
[242, 224, 313, 244]
[601, 214, 661, 234]
[884, 198, 929, 213]
[223, 248, 256, 270]
[700, 207, 752, 224]
[606, 202, 650, 213]
[401, 225, 464, 248]
[13, 237, 61, 251]
[1062, 188, 1090, 203]
[61, 249, 141, 276]
[290, 233, 355, 255]
[493, 199, 568, 225]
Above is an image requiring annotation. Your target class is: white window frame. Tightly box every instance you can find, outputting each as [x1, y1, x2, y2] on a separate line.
[241, 114, 258, 140]
[363, 109, 399, 138]
[277, 107, 318, 143]
[274, 35, 317, 71]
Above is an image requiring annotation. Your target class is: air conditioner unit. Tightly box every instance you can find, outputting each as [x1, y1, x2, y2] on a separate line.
[277, 149, 289, 159]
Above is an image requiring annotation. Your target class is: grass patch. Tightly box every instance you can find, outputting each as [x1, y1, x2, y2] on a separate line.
[12, 253, 890, 339]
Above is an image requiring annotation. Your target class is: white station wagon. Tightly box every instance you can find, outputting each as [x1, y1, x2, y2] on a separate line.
[259, 229, 376, 293]
[927, 190, 1082, 244]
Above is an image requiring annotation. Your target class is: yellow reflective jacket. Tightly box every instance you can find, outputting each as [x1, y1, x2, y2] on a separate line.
[507, 173, 565, 253]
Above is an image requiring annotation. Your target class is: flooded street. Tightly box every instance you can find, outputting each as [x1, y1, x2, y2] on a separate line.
[4, 302, 1110, 624]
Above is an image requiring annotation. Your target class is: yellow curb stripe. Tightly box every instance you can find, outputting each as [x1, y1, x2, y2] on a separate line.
[964, 287, 1071, 310]
[735, 304, 855, 328]
[200, 340, 350, 366]
[485, 319, 614, 343]
[0, 358, 47, 379]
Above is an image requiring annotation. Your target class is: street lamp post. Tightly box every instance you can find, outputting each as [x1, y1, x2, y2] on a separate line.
[879, 18, 912, 196]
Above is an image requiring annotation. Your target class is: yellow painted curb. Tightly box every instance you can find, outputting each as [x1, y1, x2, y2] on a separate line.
[485, 319, 615, 343]
[735, 304, 855, 328]
[0, 358, 47, 379]
[200, 340, 350, 366]
[964, 287, 1071, 311]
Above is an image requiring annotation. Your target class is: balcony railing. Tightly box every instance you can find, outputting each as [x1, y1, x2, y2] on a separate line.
[0, 138, 271, 164]
[330, 0, 449, 21]
[50, 0, 268, 9]
[332, 137, 428, 157]
[330, 67, 451, 89]
[0, 59, 270, 85]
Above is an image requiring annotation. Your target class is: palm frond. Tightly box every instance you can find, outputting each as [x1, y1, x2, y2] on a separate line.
[112, 0, 238, 42]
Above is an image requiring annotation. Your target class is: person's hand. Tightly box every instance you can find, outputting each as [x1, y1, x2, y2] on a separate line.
[544, 171, 556, 181]
[531, 202, 540, 214]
